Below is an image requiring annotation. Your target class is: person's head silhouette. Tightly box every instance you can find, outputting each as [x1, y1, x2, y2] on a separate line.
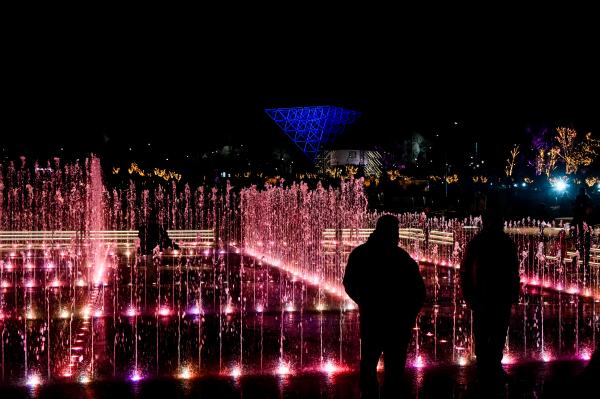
[370, 215, 400, 246]
[482, 197, 505, 233]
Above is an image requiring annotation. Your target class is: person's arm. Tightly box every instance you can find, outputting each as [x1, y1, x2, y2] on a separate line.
[410, 255, 426, 314]
[460, 241, 475, 307]
[508, 239, 521, 304]
[343, 250, 362, 305]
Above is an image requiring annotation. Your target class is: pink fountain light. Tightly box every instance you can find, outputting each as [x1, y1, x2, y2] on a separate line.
[579, 350, 591, 361]
[126, 307, 138, 317]
[230, 366, 242, 378]
[277, 362, 291, 376]
[501, 353, 514, 365]
[158, 306, 171, 317]
[321, 360, 341, 375]
[413, 355, 425, 368]
[26, 374, 42, 387]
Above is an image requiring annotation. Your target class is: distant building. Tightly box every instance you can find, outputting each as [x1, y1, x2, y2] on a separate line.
[325, 150, 382, 177]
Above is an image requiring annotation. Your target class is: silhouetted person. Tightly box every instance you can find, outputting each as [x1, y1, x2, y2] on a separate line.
[460, 205, 519, 383]
[573, 187, 592, 227]
[138, 211, 179, 255]
[343, 215, 426, 398]
[573, 186, 592, 266]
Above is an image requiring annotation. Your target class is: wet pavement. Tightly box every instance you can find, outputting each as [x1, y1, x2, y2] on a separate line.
[0, 359, 594, 398]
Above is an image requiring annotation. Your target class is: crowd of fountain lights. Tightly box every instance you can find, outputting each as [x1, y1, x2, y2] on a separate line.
[0, 157, 597, 390]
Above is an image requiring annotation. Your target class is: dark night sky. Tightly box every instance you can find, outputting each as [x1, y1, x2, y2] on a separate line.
[3, 17, 599, 169]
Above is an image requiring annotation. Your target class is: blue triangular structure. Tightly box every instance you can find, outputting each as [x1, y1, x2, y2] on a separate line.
[265, 106, 361, 161]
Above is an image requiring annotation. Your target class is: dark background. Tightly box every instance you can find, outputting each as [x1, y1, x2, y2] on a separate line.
[3, 12, 599, 177]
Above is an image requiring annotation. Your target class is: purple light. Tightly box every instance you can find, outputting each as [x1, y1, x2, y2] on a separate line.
[130, 370, 142, 382]
[580, 350, 591, 361]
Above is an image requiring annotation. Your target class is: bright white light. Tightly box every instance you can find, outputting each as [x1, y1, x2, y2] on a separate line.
[158, 307, 171, 317]
[413, 355, 425, 368]
[322, 360, 338, 374]
[277, 362, 291, 375]
[553, 180, 568, 192]
[130, 370, 142, 382]
[79, 374, 90, 384]
[189, 306, 201, 315]
[501, 354, 513, 364]
[179, 367, 192, 380]
[580, 350, 591, 361]
[26, 374, 41, 387]
[231, 366, 242, 378]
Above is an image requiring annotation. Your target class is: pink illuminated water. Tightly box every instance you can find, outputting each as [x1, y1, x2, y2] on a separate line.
[0, 158, 597, 388]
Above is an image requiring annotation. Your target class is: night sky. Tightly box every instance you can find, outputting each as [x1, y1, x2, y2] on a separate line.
[3, 20, 598, 172]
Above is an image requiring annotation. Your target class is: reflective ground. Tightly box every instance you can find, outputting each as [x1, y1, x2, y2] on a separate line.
[1, 250, 598, 397]
[0, 360, 593, 398]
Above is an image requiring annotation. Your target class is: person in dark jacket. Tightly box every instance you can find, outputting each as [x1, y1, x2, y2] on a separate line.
[572, 186, 592, 267]
[138, 210, 179, 255]
[460, 203, 520, 383]
[343, 215, 426, 398]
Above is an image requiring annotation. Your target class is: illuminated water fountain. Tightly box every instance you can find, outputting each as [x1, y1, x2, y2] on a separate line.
[0, 157, 598, 390]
